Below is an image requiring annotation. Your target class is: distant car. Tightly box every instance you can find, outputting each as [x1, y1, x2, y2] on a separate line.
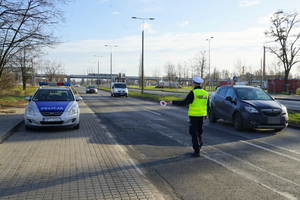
[86, 85, 98, 94]
[24, 82, 83, 130]
[208, 85, 288, 132]
[74, 84, 80, 87]
[111, 82, 128, 97]
[261, 85, 267, 90]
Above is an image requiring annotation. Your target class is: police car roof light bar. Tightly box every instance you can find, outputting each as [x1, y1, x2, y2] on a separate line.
[39, 82, 71, 86]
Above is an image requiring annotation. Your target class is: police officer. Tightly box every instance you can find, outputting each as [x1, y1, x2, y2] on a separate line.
[167, 76, 209, 157]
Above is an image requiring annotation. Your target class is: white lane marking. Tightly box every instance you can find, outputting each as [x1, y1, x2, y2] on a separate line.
[105, 132, 114, 139]
[253, 139, 300, 155]
[143, 109, 162, 116]
[240, 140, 300, 162]
[202, 146, 299, 200]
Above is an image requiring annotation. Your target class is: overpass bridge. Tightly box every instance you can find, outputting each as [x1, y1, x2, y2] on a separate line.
[35, 73, 265, 87]
[35, 73, 171, 83]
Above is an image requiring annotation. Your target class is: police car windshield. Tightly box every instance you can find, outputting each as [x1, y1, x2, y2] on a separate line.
[32, 90, 74, 101]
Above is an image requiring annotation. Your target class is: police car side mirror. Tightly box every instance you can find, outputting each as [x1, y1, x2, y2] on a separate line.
[76, 96, 83, 101]
[25, 96, 32, 101]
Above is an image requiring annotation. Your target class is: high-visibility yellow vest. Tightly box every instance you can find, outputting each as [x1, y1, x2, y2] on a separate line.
[188, 89, 209, 116]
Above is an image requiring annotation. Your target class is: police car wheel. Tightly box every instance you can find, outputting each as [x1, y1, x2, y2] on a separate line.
[25, 125, 32, 130]
[74, 123, 80, 129]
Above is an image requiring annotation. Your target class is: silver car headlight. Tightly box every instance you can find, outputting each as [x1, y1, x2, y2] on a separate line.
[26, 107, 36, 116]
[244, 106, 258, 113]
[68, 106, 78, 115]
[281, 105, 288, 115]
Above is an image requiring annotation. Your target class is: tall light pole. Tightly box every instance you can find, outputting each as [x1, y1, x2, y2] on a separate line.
[94, 55, 103, 86]
[105, 45, 118, 85]
[206, 36, 213, 90]
[132, 16, 155, 94]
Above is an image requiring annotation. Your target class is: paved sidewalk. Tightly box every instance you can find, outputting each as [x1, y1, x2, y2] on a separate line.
[0, 101, 164, 200]
[0, 105, 26, 143]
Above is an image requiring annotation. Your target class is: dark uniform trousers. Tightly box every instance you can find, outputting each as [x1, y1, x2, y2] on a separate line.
[189, 116, 204, 154]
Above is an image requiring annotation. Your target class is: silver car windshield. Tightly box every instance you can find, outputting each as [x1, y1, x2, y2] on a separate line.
[114, 84, 127, 88]
[236, 88, 272, 100]
[32, 90, 74, 101]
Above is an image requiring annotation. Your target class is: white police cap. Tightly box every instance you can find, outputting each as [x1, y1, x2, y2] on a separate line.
[193, 76, 203, 84]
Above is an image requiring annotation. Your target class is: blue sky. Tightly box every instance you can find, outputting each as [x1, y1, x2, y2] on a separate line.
[44, 0, 300, 78]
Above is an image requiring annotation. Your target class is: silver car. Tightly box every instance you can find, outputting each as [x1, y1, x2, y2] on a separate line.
[24, 82, 82, 130]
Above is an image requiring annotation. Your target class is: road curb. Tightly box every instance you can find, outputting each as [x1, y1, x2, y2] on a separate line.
[0, 120, 24, 143]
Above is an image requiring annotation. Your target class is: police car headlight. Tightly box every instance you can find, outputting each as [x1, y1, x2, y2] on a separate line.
[114, 89, 118, 92]
[26, 107, 36, 116]
[68, 106, 78, 115]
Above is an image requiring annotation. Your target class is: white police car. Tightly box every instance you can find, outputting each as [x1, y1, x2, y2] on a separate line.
[24, 82, 82, 130]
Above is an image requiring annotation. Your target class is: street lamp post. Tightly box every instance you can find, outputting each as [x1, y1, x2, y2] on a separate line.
[105, 45, 118, 86]
[94, 55, 103, 86]
[132, 16, 155, 94]
[206, 36, 213, 90]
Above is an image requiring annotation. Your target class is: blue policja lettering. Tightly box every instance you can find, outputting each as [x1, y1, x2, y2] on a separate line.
[35, 101, 69, 111]
[41, 107, 64, 111]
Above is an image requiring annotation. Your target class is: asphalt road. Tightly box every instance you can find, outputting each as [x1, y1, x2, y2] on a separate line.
[79, 87, 300, 200]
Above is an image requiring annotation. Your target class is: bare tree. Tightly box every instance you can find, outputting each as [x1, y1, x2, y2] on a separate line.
[264, 10, 300, 92]
[220, 69, 232, 80]
[183, 61, 190, 79]
[151, 66, 161, 84]
[164, 61, 176, 87]
[176, 62, 183, 85]
[193, 49, 207, 78]
[234, 57, 244, 77]
[0, 0, 69, 81]
[12, 47, 42, 90]
[42, 60, 64, 82]
[211, 67, 220, 88]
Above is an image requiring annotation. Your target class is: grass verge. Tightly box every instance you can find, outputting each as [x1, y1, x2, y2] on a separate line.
[0, 86, 38, 109]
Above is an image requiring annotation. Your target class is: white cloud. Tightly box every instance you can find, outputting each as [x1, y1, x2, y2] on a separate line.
[111, 12, 120, 15]
[143, 22, 156, 33]
[45, 26, 276, 77]
[177, 21, 189, 27]
[238, 1, 260, 7]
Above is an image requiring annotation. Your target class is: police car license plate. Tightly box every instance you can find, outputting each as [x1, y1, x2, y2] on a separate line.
[43, 118, 61, 122]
